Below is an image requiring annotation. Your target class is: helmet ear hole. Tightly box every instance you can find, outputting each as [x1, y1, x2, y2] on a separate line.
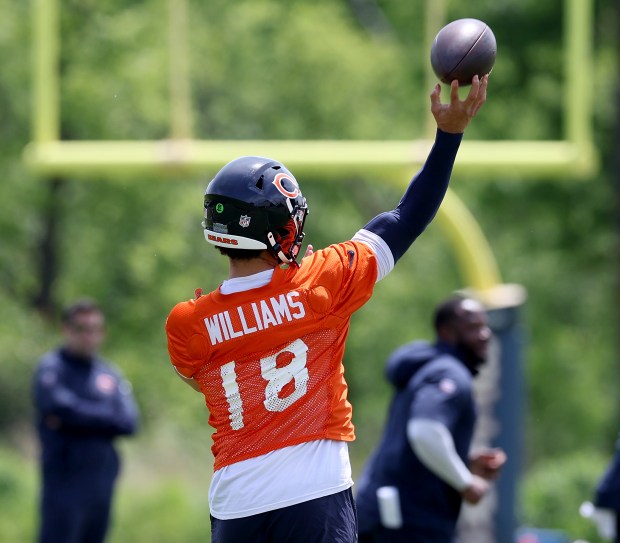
[255, 175, 264, 190]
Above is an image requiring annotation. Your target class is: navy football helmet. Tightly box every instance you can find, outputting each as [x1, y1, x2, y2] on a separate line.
[203, 156, 309, 265]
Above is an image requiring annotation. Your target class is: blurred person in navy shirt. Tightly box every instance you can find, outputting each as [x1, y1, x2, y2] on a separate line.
[33, 298, 139, 543]
[356, 295, 506, 543]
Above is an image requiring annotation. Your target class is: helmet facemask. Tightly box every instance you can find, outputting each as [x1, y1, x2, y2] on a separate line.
[266, 201, 308, 266]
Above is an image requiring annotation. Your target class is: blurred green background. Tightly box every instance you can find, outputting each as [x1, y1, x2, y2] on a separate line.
[1, 0, 619, 541]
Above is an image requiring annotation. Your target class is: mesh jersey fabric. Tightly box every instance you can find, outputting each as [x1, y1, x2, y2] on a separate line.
[166, 240, 377, 470]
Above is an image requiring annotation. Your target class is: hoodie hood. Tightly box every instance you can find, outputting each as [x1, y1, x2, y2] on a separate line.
[385, 340, 466, 389]
[385, 340, 439, 389]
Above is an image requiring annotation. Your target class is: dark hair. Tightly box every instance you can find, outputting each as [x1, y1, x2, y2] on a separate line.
[61, 298, 103, 325]
[216, 246, 264, 260]
[432, 295, 468, 333]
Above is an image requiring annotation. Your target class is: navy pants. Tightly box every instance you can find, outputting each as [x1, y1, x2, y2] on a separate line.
[211, 488, 357, 543]
[38, 471, 115, 543]
[358, 525, 455, 543]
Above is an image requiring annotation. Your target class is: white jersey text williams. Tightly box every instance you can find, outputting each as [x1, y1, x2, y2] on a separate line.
[203, 291, 306, 346]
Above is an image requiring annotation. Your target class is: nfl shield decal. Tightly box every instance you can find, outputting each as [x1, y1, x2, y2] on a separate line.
[239, 215, 251, 228]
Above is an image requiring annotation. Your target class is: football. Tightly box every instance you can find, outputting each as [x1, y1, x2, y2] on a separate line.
[430, 18, 496, 86]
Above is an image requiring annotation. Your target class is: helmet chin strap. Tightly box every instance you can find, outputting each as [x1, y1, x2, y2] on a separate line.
[267, 231, 294, 265]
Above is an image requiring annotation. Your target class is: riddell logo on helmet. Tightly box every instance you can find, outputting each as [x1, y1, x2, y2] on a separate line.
[208, 234, 238, 245]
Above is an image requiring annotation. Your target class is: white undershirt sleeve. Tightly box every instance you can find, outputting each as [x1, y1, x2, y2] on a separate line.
[351, 229, 395, 282]
[407, 418, 473, 491]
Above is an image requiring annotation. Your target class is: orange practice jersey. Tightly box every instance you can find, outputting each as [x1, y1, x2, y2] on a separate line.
[166, 241, 377, 470]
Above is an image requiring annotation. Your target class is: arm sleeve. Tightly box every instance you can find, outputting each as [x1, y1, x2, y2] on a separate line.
[351, 229, 394, 282]
[407, 418, 473, 491]
[363, 129, 463, 264]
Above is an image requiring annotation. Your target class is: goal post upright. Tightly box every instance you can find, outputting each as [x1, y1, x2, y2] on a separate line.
[32, 0, 60, 145]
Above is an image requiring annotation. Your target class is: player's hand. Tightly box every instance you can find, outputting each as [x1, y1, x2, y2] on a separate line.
[469, 448, 506, 481]
[461, 474, 489, 504]
[303, 244, 314, 258]
[430, 74, 488, 134]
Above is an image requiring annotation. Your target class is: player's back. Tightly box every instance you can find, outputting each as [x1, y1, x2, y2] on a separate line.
[166, 241, 378, 469]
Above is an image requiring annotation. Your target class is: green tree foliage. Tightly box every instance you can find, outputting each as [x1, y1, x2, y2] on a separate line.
[0, 0, 618, 540]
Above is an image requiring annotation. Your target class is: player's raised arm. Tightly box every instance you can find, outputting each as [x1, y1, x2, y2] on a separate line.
[353, 75, 488, 281]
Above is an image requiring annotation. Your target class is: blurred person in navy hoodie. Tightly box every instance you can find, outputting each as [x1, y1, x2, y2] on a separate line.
[33, 298, 139, 543]
[356, 295, 506, 543]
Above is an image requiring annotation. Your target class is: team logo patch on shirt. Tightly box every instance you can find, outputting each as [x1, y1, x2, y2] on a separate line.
[239, 215, 251, 228]
[96, 374, 117, 394]
[438, 378, 457, 395]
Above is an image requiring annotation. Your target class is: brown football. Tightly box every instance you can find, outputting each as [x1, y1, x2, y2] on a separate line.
[430, 18, 496, 86]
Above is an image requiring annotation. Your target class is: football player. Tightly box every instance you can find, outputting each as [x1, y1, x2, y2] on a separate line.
[165, 75, 488, 543]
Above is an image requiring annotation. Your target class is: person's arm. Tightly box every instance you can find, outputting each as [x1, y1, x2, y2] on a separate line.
[354, 76, 488, 279]
[112, 377, 140, 436]
[174, 366, 202, 392]
[408, 418, 472, 490]
[166, 302, 206, 392]
[35, 366, 132, 435]
[361, 128, 462, 260]
[408, 418, 489, 504]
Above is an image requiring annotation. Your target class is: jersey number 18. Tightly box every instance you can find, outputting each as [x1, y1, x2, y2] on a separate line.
[220, 338, 310, 430]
